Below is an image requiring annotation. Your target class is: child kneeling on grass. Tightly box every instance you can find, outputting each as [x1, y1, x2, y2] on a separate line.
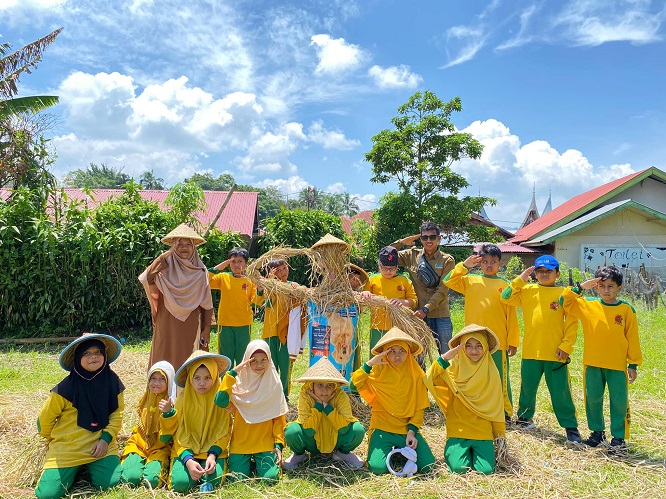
[120, 361, 175, 488]
[283, 357, 366, 470]
[351, 327, 436, 475]
[215, 340, 288, 482]
[36, 334, 125, 499]
[159, 351, 232, 493]
[424, 324, 506, 475]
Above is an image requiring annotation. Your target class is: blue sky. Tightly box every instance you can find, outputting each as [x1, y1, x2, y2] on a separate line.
[2, 0, 665, 230]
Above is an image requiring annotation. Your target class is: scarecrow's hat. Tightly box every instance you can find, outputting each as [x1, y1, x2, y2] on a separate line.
[448, 324, 500, 354]
[161, 224, 206, 247]
[59, 333, 122, 371]
[175, 350, 231, 387]
[295, 357, 349, 385]
[311, 233, 350, 253]
[346, 263, 370, 287]
[371, 326, 423, 356]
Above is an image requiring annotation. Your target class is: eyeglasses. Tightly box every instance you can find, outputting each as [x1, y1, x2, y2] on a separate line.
[420, 234, 439, 241]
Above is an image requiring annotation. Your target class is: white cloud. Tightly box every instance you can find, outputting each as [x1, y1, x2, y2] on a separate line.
[442, 26, 488, 68]
[496, 4, 539, 51]
[326, 182, 346, 194]
[254, 176, 309, 197]
[234, 123, 305, 174]
[307, 121, 359, 150]
[310, 34, 365, 74]
[368, 65, 423, 89]
[352, 193, 376, 212]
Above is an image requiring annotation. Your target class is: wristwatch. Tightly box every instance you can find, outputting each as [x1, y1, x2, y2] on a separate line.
[421, 307, 429, 315]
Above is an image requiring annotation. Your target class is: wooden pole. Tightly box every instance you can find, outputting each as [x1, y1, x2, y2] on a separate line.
[203, 184, 236, 239]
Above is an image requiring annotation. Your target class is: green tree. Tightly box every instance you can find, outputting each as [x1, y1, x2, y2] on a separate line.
[186, 172, 235, 190]
[63, 163, 132, 188]
[255, 185, 286, 222]
[165, 181, 207, 228]
[341, 192, 360, 217]
[139, 169, 165, 190]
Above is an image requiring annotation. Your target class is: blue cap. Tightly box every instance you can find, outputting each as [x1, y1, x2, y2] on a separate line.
[534, 255, 559, 270]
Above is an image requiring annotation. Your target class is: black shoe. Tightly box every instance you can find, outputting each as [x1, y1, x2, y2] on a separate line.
[515, 417, 536, 430]
[608, 437, 628, 455]
[565, 428, 582, 445]
[583, 430, 606, 448]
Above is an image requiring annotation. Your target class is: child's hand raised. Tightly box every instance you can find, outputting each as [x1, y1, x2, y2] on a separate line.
[441, 345, 462, 361]
[580, 278, 601, 290]
[520, 266, 535, 282]
[235, 358, 253, 372]
[158, 397, 173, 414]
[463, 255, 482, 269]
[366, 351, 389, 367]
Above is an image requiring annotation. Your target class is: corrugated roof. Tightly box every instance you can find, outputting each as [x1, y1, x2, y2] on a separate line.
[510, 169, 648, 244]
[341, 210, 374, 235]
[473, 243, 540, 254]
[0, 188, 259, 237]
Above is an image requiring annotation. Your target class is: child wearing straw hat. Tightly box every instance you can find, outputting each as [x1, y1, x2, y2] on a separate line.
[424, 324, 506, 474]
[214, 340, 288, 482]
[36, 334, 125, 499]
[283, 357, 366, 470]
[120, 361, 176, 488]
[158, 350, 232, 493]
[351, 327, 436, 475]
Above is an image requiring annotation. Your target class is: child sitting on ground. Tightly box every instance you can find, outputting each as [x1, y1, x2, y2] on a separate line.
[159, 351, 232, 493]
[424, 324, 506, 475]
[121, 361, 175, 488]
[215, 340, 288, 482]
[351, 327, 436, 475]
[444, 243, 520, 422]
[36, 334, 125, 499]
[560, 266, 643, 453]
[361, 246, 417, 355]
[500, 255, 581, 444]
[283, 357, 366, 470]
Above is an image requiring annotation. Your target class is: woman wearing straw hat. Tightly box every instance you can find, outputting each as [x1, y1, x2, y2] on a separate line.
[423, 324, 506, 475]
[283, 357, 366, 470]
[36, 334, 125, 499]
[351, 327, 436, 475]
[158, 350, 232, 493]
[139, 224, 214, 372]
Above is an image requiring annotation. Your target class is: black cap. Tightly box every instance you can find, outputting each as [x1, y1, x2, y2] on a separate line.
[379, 246, 398, 266]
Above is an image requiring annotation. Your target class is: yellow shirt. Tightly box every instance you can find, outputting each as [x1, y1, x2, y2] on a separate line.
[122, 422, 172, 464]
[209, 271, 259, 327]
[444, 262, 520, 350]
[501, 277, 578, 361]
[261, 283, 300, 342]
[38, 392, 124, 469]
[364, 274, 417, 331]
[160, 406, 231, 460]
[560, 287, 642, 371]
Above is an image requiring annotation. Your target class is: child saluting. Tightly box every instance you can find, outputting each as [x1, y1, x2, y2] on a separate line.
[36, 334, 125, 499]
[424, 324, 506, 475]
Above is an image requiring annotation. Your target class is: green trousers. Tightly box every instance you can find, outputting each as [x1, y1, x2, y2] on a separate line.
[219, 325, 251, 366]
[35, 455, 121, 499]
[444, 438, 495, 475]
[369, 328, 388, 356]
[268, 336, 291, 397]
[366, 429, 436, 475]
[285, 421, 365, 455]
[169, 456, 225, 493]
[517, 359, 578, 428]
[492, 349, 513, 417]
[227, 451, 280, 483]
[120, 452, 166, 488]
[584, 366, 630, 439]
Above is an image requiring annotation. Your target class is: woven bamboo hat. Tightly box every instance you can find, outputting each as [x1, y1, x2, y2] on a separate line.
[448, 324, 500, 354]
[311, 233, 350, 253]
[295, 357, 349, 385]
[175, 350, 231, 387]
[371, 326, 423, 356]
[346, 263, 369, 287]
[59, 333, 122, 371]
[161, 224, 206, 247]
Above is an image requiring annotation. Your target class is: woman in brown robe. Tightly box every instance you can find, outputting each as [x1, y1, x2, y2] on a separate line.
[139, 224, 214, 371]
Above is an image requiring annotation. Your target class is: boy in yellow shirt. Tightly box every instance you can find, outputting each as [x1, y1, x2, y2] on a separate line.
[560, 266, 642, 453]
[443, 244, 519, 421]
[209, 247, 260, 366]
[500, 255, 581, 444]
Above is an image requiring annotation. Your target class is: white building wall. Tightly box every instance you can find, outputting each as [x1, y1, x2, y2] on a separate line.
[599, 177, 666, 212]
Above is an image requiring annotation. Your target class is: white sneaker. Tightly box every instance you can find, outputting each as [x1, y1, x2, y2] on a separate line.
[283, 452, 308, 470]
[332, 450, 364, 469]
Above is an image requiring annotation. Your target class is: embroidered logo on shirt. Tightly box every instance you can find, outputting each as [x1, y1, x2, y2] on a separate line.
[550, 301, 559, 310]
[615, 315, 623, 326]
[242, 283, 248, 290]
[498, 287, 504, 293]
[436, 263, 443, 268]
[397, 285, 404, 291]
[90, 422, 99, 427]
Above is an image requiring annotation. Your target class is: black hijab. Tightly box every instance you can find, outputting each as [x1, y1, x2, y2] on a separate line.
[52, 339, 125, 432]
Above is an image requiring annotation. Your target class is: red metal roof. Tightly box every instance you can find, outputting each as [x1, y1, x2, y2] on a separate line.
[474, 243, 540, 254]
[341, 210, 374, 235]
[1, 188, 259, 237]
[510, 169, 647, 244]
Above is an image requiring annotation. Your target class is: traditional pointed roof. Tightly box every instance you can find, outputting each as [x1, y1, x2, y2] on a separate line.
[519, 185, 540, 229]
[542, 188, 552, 215]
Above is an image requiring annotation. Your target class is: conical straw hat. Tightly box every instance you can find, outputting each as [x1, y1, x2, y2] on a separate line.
[59, 333, 122, 371]
[161, 223, 206, 247]
[448, 324, 500, 354]
[175, 350, 231, 387]
[311, 233, 350, 253]
[295, 357, 349, 385]
[371, 326, 423, 356]
[346, 263, 369, 287]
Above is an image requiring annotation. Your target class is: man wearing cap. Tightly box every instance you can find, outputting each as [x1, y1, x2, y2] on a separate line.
[391, 221, 456, 353]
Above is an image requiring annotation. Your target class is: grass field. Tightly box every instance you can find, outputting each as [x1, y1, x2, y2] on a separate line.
[1, 299, 665, 499]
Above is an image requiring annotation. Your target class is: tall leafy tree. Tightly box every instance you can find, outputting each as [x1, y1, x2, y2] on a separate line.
[185, 172, 235, 191]
[63, 163, 132, 188]
[165, 181, 207, 228]
[139, 169, 166, 190]
[341, 192, 360, 217]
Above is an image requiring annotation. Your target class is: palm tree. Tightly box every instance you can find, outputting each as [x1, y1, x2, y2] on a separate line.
[139, 170, 166, 190]
[341, 192, 360, 217]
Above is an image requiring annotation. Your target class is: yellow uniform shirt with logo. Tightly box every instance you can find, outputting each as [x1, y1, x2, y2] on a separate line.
[209, 272, 260, 327]
[363, 274, 418, 330]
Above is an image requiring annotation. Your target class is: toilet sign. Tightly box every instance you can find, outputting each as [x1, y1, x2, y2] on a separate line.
[581, 245, 666, 274]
